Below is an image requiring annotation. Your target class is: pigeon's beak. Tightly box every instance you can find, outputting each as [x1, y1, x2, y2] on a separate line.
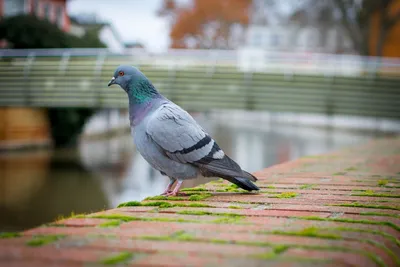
[108, 77, 116, 87]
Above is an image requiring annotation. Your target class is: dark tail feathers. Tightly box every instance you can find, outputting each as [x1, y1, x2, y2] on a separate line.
[227, 177, 259, 191]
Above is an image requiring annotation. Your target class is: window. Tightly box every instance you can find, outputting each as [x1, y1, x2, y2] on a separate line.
[56, 6, 64, 27]
[43, 2, 51, 20]
[251, 32, 263, 47]
[270, 33, 280, 47]
[3, 0, 26, 17]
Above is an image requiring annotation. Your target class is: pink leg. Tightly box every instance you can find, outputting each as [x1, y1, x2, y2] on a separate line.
[166, 180, 183, 196]
[160, 178, 176, 195]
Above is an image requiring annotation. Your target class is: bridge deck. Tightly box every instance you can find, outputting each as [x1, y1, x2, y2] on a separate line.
[0, 137, 399, 267]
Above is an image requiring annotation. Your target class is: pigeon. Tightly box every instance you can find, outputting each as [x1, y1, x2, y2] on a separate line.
[108, 65, 259, 196]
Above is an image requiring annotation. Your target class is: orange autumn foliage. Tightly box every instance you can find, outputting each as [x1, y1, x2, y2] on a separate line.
[159, 0, 252, 49]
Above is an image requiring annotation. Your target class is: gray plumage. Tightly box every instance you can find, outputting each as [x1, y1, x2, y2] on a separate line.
[108, 65, 259, 195]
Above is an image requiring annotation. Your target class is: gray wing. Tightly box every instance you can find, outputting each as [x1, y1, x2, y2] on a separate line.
[146, 103, 257, 183]
[146, 103, 221, 164]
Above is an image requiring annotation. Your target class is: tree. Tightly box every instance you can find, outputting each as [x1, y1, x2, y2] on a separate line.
[0, 15, 106, 147]
[0, 14, 106, 49]
[287, 0, 400, 56]
[333, 0, 400, 57]
[158, 0, 252, 49]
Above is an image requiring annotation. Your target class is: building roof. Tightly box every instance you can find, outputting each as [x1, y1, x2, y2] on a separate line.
[69, 16, 125, 47]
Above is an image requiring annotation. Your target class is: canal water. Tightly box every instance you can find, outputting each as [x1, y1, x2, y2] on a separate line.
[0, 111, 394, 231]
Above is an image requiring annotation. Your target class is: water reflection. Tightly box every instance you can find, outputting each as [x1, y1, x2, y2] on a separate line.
[0, 111, 393, 231]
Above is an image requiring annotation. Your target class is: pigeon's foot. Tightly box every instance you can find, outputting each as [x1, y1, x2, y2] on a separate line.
[165, 180, 184, 196]
[160, 190, 172, 196]
[165, 191, 187, 196]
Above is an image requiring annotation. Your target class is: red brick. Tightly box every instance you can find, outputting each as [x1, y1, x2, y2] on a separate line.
[160, 207, 332, 218]
[337, 214, 400, 226]
[89, 237, 270, 256]
[180, 232, 395, 266]
[0, 246, 105, 263]
[264, 204, 400, 216]
[24, 227, 101, 236]
[283, 248, 378, 267]
[131, 253, 292, 267]
[6, 137, 399, 267]
[58, 218, 111, 227]
[208, 194, 399, 206]
[0, 260, 82, 267]
[244, 217, 400, 239]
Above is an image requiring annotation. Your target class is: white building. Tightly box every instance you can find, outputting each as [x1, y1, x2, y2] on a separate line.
[69, 16, 126, 54]
[245, 1, 355, 54]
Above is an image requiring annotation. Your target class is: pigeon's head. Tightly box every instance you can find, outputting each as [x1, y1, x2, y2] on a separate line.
[107, 65, 143, 91]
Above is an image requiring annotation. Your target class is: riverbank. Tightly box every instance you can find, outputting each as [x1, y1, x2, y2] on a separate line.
[0, 136, 399, 266]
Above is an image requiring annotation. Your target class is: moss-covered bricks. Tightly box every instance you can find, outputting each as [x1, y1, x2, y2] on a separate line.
[1, 137, 400, 266]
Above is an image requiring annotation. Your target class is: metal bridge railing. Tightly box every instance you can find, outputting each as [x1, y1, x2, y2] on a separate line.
[0, 48, 399, 120]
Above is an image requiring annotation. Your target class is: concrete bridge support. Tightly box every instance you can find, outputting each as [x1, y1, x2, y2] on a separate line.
[0, 107, 52, 150]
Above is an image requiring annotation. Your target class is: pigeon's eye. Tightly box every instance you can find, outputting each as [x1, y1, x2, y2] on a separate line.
[118, 71, 124, 76]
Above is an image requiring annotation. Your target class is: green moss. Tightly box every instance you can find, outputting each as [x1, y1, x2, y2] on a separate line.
[173, 230, 196, 241]
[351, 191, 400, 198]
[299, 184, 314, 189]
[180, 187, 207, 192]
[98, 220, 121, 228]
[228, 205, 242, 209]
[55, 211, 87, 222]
[141, 235, 172, 241]
[118, 200, 211, 209]
[271, 192, 298, 198]
[185, 203, 211, 208]
[344, 167, 357, 171]
[212, 217, 244, 224]
[176, 210, 211, 216]
[359, 212, 399, 218]
[273, 244, 290, 254]
[91, 214, 138, 222]
[142, 201, 174, 208]
[90, 214, 194, 224]
[142, 230, 195, 242]
[117, 201, 142, 207]
[177, 210, 243, 217]
[188, 193, 212, 201]
[330, 202, 400, 211]
[26, 235, 66, 247]
[232, 201, 252, 204]
[216, 188, 243, 192]
[333, 172, 347, 175]
[100, 252, 133, 265]
[266, 185, 276, 189]
[209, 179, 224, 184]
[271, 227, 341, 239]
[255, 244, 289, 260]
[145, 196, 186, 201]
[378, 179, 389, 186]
[0, 232, 21, 239]
[296, 216, 400, 231]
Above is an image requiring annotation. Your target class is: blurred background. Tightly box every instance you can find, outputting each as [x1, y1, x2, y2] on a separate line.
[0, 0, 399, 232]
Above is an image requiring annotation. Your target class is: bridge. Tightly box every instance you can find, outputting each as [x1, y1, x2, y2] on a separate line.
[0, 48, 400, 118]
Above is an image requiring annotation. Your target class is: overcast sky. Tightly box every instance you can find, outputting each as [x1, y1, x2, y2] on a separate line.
[67, 0, 170, 52]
